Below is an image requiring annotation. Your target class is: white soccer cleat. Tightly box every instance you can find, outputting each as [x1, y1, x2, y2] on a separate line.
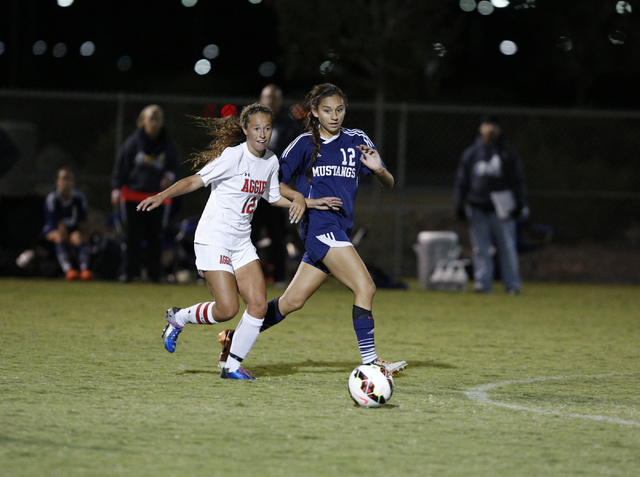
[371, 358, 407, 375]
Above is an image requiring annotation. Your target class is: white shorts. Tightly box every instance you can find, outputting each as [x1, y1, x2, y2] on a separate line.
[194, 242, 259, 277]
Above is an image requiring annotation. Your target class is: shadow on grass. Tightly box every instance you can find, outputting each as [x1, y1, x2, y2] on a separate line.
[178, 359, 456, 378]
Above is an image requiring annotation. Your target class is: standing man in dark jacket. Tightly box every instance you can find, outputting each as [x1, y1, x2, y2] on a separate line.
[111, 104, 182, 282]
[454, 115, 528, 294]
[250, 84, 303, 286]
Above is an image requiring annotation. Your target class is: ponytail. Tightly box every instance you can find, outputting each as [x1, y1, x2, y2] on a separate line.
[189, 103, 273, 170]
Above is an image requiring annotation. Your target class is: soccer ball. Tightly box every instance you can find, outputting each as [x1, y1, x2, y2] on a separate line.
[348, 364, 394, 407]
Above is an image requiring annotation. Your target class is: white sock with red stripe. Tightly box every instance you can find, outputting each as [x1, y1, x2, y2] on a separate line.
[225, 311, 263, 372]
[175, 302, 219, 327]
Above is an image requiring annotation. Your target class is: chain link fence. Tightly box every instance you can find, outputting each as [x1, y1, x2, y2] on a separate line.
[1, 89, 639, 280]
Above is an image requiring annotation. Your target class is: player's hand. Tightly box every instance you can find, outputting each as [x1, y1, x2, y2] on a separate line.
[289, 194, 307, 224]
[357, 145, 384, 174]
[309, 196, 343, 211]
[137, 195, 163, 212]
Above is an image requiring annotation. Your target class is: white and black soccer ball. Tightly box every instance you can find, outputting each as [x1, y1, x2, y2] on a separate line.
[348, 364, 394, 407]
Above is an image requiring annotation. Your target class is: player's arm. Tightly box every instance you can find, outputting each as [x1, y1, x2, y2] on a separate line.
[137, 175, 205, 212]
[357, 145, 394, 189]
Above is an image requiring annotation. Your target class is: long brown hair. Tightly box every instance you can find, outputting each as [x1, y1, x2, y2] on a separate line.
[303, 83, 348, 183]
[189, 103, 274, 170]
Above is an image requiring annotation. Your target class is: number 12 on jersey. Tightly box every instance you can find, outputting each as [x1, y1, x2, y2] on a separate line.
[242, 196, 258, 214]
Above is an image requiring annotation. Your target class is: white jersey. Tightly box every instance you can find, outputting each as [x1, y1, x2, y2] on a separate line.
[195, 142, 281, 249]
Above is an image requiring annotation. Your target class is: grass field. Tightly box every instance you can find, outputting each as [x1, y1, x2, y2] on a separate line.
[1, 277, 639, 476]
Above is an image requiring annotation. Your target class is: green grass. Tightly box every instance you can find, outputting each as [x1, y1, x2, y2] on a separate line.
[1, 277, 639, 476]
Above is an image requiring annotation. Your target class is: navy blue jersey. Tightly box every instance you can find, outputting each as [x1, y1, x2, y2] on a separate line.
[279, 128, 384, 239]
[43, 189, 88, 234]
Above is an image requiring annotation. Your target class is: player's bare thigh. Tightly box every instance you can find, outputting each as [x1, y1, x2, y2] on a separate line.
[322, 246, 376, 310]
[234, 259, 268, 319]
[202, 270, 239, 321]
[278, 261, 328, 315]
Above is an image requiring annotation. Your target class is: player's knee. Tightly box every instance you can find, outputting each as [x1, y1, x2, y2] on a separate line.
[215, 301, 239, 321]
[284, 295, 306, 313]
[354, 278, 376, 303]
[246, 301, 268, 320]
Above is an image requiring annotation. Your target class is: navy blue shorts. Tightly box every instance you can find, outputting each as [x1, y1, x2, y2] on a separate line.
[301, 228, 353, 274]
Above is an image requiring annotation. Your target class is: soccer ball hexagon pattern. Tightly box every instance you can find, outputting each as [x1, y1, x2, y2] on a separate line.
[348, 364, 394, 407]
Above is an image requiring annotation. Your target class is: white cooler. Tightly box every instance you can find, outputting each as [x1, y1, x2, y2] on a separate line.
[413, 231, 464, 290]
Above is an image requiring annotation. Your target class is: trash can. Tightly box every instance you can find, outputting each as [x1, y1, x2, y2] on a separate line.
[413, 231, 460, 289]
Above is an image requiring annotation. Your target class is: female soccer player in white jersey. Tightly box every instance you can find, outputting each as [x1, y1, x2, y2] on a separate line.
[219, 84, 407, 375]
[137, 103, 341, 380]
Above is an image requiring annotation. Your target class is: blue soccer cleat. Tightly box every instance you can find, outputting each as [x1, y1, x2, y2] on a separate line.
[220, 366, 256, 380]
[162, 307, 183, 353]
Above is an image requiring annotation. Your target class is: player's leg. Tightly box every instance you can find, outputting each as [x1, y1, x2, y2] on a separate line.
[221, 259, 267, 376]
[162, 269, 239, 353]
[267, 259, 328, 322]
[491, 216, 521, 294]
[468, 207, 494, 293]
[70, 230, 92, 280]
[322, 246, 407, 374]
[46, 228, 76, 279]
[217, 259, 328, 368]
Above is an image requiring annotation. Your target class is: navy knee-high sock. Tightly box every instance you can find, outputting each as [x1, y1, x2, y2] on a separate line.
[260, 297, 285, 332]
[352, 305, 378, 364]
[55, 242, 73, 273]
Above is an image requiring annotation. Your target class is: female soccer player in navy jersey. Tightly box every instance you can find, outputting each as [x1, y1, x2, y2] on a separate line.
[219, 84, 407, 374]
[138, 103, 340, 380]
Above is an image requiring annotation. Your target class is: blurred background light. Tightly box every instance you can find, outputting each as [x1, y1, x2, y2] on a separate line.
[195, 59, 211, 75]
[181, 0, 198, 6]
[319, 61, 334, 75]
[203, 44, 219, 60]
[117, 56, 132, 71]
[491, 0, 510, 7]
[433, 43, 447, 57]
[0, 42, 5, 55]
[616, 1, 632, 14]
[499, 40, 518, 55]
[459, 0, 476, 12]
[557, 37, 572, 51]
[248, 0, 263, 4]
[258, 61, 276, 77]
[57, 0, 74, 6]
[477, 1, 495, 15]
[33, 41, 47, 55]
[52, 43, 67, 58]
[609, 31, 626, 45]
[80, 41, 95, 57]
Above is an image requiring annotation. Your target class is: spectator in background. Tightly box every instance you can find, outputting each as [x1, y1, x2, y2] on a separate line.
[251, 84, 303, 286]
[111, 104, 182, 282]
[44, 167, 93, 280]
[454, 115, 528, 295]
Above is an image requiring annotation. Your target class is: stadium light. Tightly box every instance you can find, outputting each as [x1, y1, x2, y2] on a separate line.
[117, 56, 132, 71]
[53, 43, 67, 58]
[33, 41, 47, 55]
[195, 59, 211, 75]
[258, 61, 276, 77]
[57, 0, 74, 6]
[182, 0, 198, 7]
[203, 44, 219, 60]
[459, 0, 476, 12]
[80, 41, 95, 57]
[477, 1, 494, 15]
[499, 40, 518, 55]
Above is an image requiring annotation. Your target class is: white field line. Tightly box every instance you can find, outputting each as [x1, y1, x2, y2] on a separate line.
[464, 373, 640, 427]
